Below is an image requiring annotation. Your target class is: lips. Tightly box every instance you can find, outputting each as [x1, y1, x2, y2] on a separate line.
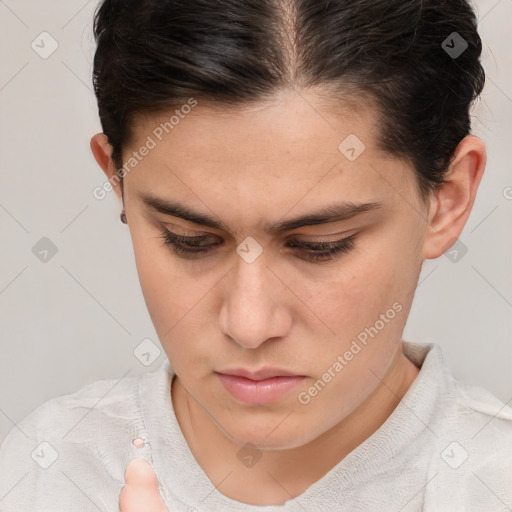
[216, 368, 306, 405]
[217, 367, 303, 381]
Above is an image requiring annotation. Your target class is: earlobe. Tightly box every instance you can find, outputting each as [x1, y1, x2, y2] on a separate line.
[422, 135, 486, 260]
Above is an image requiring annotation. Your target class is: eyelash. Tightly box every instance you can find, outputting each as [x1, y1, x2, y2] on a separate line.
[158, 228, 357, 263]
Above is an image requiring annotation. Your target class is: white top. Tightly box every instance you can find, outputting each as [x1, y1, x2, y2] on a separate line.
[1, 341, 511, 512]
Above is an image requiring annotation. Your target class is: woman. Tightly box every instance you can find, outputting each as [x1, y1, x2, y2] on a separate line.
[1, 0, 511, 511]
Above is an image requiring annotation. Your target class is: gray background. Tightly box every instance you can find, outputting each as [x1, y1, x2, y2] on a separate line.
[0, 0, 511, 445]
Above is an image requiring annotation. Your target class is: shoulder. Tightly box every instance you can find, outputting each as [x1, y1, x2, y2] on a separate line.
[404, 341, 512, 509]
[425, 375, 512, 511]
[0, 370, 149, 511]
[408, 341, 512, 438]
[449, 375, 512, 438]
[1, 368, 143, 445]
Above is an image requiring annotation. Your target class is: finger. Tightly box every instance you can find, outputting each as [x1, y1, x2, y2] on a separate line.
[120, 459, 169, 512]
[124, 459, 160, 491]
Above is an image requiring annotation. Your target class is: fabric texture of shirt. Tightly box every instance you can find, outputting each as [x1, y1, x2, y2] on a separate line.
[0, 340, 511, 512]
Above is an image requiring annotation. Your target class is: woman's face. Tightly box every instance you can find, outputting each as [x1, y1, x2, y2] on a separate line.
[117, 91, 429, 449]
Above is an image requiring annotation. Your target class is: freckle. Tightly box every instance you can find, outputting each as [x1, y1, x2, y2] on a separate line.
[132, 437, 145, 448]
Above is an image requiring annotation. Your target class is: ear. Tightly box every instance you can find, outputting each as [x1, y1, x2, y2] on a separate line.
[90, 133, 124, 206]
[422, 135, 486, 259]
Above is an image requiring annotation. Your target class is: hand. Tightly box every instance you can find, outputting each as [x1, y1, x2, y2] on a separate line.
[120, 458, 169, 512]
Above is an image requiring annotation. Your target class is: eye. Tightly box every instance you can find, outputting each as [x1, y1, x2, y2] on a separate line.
[158, 228, 357, 262]
[287, 235, 356, 262]
[158, 229, 221, 257]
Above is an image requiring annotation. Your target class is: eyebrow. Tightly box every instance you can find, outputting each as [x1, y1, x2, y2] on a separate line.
[138, 192, 384, 234]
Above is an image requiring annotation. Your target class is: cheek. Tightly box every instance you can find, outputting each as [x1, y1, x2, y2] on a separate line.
[292, 239, 414, 361]
[131, 230, 186, 332]
[130, 230, 220, 373]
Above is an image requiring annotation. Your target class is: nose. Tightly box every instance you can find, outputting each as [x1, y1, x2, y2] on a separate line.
[218, 251, 292, 349]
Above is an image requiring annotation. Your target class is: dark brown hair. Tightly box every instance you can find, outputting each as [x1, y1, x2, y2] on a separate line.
[92, 0, 485, 201]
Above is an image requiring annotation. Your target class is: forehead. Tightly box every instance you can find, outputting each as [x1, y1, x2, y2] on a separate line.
[127, 89, 379, 160]
[123, 90, 415, 231]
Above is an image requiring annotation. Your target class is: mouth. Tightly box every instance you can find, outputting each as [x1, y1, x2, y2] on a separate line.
[215, 368, 306, 406]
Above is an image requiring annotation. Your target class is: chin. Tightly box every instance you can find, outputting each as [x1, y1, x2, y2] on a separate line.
[219, 415, 318, 451]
